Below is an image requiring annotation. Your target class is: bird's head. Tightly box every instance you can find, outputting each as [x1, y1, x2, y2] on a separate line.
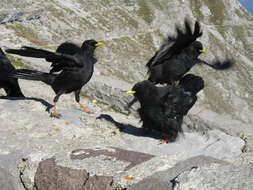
[192, 41, 206, 55]
[81, 39, 104, 52]
[126, 80, 155, 103]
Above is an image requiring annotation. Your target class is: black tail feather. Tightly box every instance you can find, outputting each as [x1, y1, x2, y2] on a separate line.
[10, 69, 55, 85]
[199, 59, 235, 70]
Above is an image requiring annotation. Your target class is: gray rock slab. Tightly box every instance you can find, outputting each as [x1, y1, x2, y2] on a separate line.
[0, 151, 29, 190]
[0, 167, 23, 190]
[129, 155, 228, 190]
[174, 163, 253, 190]
[120, 128, 244, 160]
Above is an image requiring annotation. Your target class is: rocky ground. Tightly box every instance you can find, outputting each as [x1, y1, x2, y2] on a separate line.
[0, 72, 252, 190]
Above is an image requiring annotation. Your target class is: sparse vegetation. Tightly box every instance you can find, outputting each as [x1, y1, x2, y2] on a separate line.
[6, 24, 48, 47]
[80, 90, 128, 115]
[101, 105, 129, 116]
[205, 0, 226, 24]
[150, 0, 162, 10]
[190, 0, 204, 21]
[80, 91, 95, 102]
[137, 0, 154, 23]
[7, 55, 33, 70]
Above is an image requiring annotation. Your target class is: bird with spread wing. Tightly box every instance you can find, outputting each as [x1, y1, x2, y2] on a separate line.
[146, 19, 233, 85]
[5, 40, 104, 118]
[0, 47, 24, 97]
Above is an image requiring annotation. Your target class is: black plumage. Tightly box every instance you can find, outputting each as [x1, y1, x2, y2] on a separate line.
[126, 75, 204, 142]
[5, 40, 103, 117]
[0, 48, 24, 97]
[146, 19, 233, 85]
[177, 74, 204, 115]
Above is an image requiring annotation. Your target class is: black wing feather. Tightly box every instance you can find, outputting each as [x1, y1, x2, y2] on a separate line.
[146, 18, 203, 68]
[49, 42, 81, 73]
[5, 46, 81, 68]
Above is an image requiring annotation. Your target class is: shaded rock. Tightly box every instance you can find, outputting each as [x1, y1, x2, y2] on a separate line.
[0, 14, 8, 24]
[26, 9, 44, 21]
[35, 157, 88, 190]
[8, 12, 24, 23]
[174, 163, 253, 190]
[34, 157, 113, 190]
[84, 175, 113, 190]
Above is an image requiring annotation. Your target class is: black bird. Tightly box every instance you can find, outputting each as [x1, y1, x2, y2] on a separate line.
[5, 40, 104, 117]
[126, 81, 187, 141]
[146, 19, 233, 85]
[0, 47, 24, 97]
[126, 75, 204, 142]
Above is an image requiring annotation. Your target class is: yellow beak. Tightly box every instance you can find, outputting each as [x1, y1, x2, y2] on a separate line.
[199, 49, 206, 53]
[95, 42, 104, 46]
[125, 90, 136, 95]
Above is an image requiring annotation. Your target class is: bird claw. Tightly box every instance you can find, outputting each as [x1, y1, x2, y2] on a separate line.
[50, 112, 62, 119]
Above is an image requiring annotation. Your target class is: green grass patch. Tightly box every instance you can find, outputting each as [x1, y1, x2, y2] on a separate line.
[80, 91, 95, 102]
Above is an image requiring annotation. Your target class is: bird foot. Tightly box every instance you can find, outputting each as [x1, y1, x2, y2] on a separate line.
[160, 139, 169, 144]
[50, 112, 62, 119]
[80, 109, 93, 114]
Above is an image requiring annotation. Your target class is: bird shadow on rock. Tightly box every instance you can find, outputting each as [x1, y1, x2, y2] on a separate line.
[0, 96, 53, 112]
[96, 114, 164, 140]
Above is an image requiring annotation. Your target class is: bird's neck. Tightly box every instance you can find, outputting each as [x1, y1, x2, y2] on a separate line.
[81, 44, 95, 56]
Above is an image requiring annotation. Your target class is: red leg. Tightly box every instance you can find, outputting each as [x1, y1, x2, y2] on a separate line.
[78, 102, 88, 112]
[161, 139, 169, 144]
[53, 102, 57, 115]
[50, 102, 62, 118]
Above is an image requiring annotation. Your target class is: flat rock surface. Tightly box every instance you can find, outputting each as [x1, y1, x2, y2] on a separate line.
[0, 76, 247, 189]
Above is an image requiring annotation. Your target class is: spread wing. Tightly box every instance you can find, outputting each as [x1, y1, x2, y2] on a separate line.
[146, 19, 202, 69]
[5, 46, 83, 72]
[50, 42, 81, 73]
